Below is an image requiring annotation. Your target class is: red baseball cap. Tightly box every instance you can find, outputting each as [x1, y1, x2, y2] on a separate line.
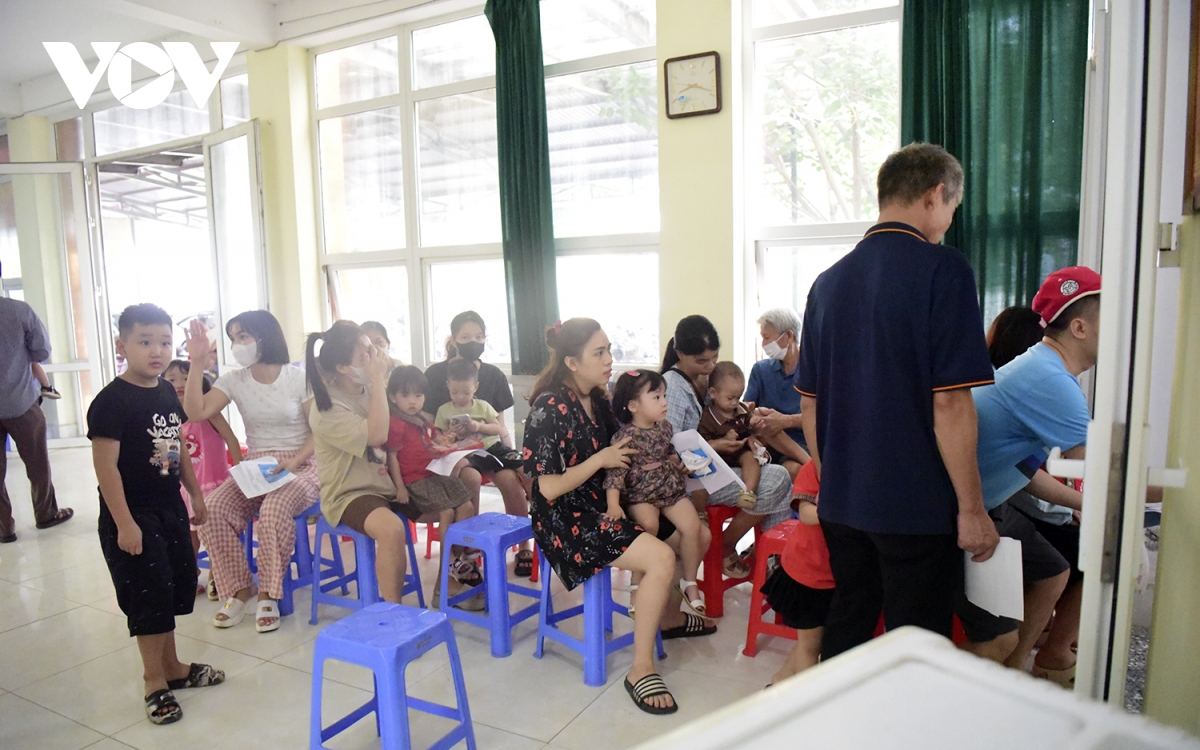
[1032, 266, 1102, 327]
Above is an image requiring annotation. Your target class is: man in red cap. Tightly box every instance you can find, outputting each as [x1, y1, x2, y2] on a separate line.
[963, 265, 1101, 681]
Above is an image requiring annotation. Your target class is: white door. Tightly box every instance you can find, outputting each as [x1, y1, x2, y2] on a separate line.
[202, 120, 268, 368]
[0, 163, 103, 448]
[1066, 0, 1185, 704]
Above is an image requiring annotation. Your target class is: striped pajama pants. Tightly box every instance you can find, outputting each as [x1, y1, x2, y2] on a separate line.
[198, 450, 319, 601]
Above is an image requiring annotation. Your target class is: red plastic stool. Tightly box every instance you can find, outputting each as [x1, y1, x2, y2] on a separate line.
[742, 520, 802, 656]
[699, 505, 760, 618]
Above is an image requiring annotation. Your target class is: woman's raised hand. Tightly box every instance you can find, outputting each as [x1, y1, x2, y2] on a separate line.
[595, 435, 637, 469]
[365, 343, 390, 381]
[184, 319, 210, 363]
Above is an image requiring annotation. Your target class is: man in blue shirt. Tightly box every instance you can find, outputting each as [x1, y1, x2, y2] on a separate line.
[744, 307, 810, 480]
[963, 267, 1100, 677]
[797, 143, 999, 659]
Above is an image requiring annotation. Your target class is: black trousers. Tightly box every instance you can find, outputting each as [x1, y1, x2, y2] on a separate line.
[820, 519, 961, 659]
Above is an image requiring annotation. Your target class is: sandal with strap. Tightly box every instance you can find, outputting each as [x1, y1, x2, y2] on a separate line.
[722, 553, 751, 579]
[514, 549, 534, 577]
[1031, 662, 1076, 688]
[167, 663, 225, 691]
[627, 584, 638, 619]
[662, 613, 718, 640]
[144, 689, 182, 725]
[450, 558, 484, 588]
[213, 596, 247, 628]
[677, 579, 706, 617]
[206, 577, 218, 601]
[255, 599, 281, 633]
[624, 673, 679, 715]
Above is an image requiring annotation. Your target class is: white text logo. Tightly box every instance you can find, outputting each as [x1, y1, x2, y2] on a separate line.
[43, 42, 239, 110]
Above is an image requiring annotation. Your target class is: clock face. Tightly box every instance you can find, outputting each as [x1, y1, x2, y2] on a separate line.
[665, 52, 720, 118]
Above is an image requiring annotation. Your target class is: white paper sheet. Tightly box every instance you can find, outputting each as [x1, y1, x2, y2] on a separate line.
[964, 537, 1024, 620]
[425, 448, 490, 476]
[227, 457, 297, 498]
[670, 429, 746, 495]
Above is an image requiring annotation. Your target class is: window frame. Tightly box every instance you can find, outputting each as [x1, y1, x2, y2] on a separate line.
[311, 3, 659, 371]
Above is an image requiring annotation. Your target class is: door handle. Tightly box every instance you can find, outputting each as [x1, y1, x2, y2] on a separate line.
[1046, 447, 1086, 479]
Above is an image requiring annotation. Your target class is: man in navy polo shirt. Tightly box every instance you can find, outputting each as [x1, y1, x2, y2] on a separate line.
[798, 142, 999, 659]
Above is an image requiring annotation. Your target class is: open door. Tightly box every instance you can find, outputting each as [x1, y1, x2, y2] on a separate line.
[202, 120, 268, 368]
[0, 162, 103, 448]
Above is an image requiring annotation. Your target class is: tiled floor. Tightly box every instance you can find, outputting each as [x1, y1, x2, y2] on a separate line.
[0, 448, 790, 750]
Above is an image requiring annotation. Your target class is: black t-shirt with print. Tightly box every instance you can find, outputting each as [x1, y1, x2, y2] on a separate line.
[87, 378, 188, 510]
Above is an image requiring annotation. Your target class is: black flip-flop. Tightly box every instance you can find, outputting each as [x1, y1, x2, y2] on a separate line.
[661, 613, 717, 640]
[144, 689, 182, 725]
[625, 673, 678, 715]
[167, 662, 225, 690]
[35, 508, 74, 530]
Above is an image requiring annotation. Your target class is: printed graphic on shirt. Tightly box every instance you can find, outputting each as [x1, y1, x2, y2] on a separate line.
[147, 412, 183, 475]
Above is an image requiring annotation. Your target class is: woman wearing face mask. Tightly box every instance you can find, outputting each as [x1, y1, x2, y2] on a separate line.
[182, 310, 320, 633]
[744, 308, 811, 481]
[423, 311, 535, 574]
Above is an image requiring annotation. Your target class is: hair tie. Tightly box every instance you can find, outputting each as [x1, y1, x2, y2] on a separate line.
[554, 320, 562, 334]
[628, 370, 640, 377]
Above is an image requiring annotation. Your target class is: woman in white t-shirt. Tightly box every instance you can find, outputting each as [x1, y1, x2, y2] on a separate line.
[183, 310, 319, 633]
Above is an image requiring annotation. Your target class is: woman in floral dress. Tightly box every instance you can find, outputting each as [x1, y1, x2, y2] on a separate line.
[522, 318, 680, 715]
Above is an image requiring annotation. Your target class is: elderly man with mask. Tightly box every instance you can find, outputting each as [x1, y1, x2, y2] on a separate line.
[744, 307, 810, 481]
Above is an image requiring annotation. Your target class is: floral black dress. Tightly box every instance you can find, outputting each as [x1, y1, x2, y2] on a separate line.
[522, 387, 644, 591]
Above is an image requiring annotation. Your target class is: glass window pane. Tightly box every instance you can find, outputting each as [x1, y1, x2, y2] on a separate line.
[760, 244, 854, 317]
[55, 118, 84, 161]
[756, 22, 900, 225]
[93, 88, 211, 156]
[315, 37, 400, 109]
[0, 175, 18, 278]
[753, 0, 899, 26]
[547, 62, 659, 237]
[333, 265, 412, 365]
[541, 0, 656, 65]
[428, 259, 511, 363]
[557, 253, 658, 364]
[417, 91, 501, 246]
[412, 16, 495, 89]
[319, 107, 404, 254]
[221, 74, 250, 128]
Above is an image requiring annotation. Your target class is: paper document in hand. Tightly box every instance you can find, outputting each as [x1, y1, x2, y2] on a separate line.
[228, 457, 298, 498]
[425, 449, 490, 476]
[964, 537, 1024, 620]
[670, 429, 746, 495]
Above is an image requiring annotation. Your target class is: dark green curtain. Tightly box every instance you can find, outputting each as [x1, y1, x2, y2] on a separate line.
[486, 0, 558, 374]
[902, 0, 1089, 325]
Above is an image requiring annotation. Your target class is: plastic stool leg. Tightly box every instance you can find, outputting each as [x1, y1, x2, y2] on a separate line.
[373, 665, 410, 749]
[329, 538, 348, 594]
[583, 575, 607, 687]
[534, 553, 552, 659]
[355, 536, 379, 606]
[310, 652, 326, 748]
[485, 544, 513, 657]
[445, 631, 477, 750]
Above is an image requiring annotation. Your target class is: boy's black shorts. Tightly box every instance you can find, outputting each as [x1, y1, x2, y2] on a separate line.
[98, 498, 196, 637]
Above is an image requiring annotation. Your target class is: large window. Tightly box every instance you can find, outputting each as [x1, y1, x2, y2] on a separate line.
[314, 2, 659, 369]
[748, 2, 901, 337]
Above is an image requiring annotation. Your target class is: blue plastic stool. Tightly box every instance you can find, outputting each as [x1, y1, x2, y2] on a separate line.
[311, 602, 476, 750]
[310, 517, 424, 624]
[240, 505, 346, 617]
[535, 553, 665, 686]
[438, 513, 540, 658]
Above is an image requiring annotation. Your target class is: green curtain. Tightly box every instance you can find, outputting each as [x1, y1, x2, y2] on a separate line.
[486, 0, 558, 374]
[902, 0, 1090, 325]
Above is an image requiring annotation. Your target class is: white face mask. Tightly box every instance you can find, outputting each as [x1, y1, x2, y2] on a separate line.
[347, 365, 370, 386]
[762, 333, 789, 361]
[231, 341, 259, 367]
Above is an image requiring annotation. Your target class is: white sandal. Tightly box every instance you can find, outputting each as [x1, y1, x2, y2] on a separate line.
[213, 597, 247, 628]
[255, 599, 281, 633]
[678, 579, 706, 617]
[627, 584, 638, 619]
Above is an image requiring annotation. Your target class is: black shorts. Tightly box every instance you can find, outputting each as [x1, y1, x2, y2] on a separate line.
[99, 499, 196, 637]
[956, 503, 1070, 643]
[1017, 508, 1082, 585]
[761, 566, 833, 630]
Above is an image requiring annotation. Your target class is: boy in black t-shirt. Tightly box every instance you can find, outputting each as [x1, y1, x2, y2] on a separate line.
[87, 304, 224, 725]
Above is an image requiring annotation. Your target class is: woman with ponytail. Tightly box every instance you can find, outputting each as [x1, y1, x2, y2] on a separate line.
[523, 318, 681, 715]
[306, 321, 413, 605]
[182, 310, 319, 633]
[660, 315, 794, 580]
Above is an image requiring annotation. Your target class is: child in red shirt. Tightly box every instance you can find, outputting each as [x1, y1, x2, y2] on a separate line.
[760, 459, 833, 685]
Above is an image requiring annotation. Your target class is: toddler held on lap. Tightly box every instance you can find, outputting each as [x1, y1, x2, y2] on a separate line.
[700, 362, 769, 511]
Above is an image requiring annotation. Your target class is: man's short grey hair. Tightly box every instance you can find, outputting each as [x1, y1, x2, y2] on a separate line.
[877, 142, 964, 208]
[757, 307, 802, 337]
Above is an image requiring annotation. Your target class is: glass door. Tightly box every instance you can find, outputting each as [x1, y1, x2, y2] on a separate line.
[0, 163, 103, 448]
[202, 120, 267, 367]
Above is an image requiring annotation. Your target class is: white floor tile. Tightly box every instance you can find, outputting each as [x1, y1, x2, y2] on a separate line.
[0, 577, 80, 633]
[0, 692, 104, 750]
[22, 558, 124, 605]
[0, 606, 131, 691]
[83, 740, 138, 750]
[0, 534, 102, 583]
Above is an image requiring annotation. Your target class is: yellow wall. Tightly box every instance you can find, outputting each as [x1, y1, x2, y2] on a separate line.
[656, 0, 747, 362]
[246, 45, 324, 359]
[1145, 213, 1200, 734]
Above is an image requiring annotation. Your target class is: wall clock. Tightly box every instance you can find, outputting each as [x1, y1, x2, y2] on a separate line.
[664, 51, 722, 119]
